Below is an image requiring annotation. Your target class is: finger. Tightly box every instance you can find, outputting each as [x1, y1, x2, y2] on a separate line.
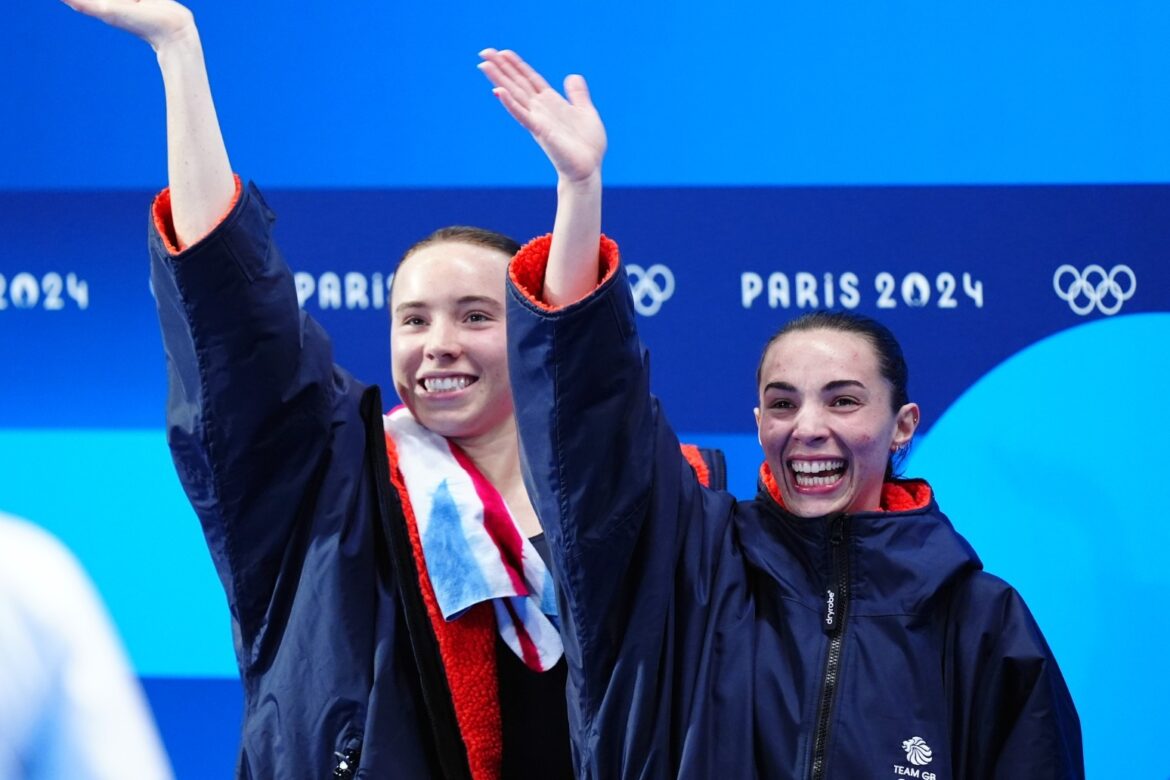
[477, 60, 532, 110]
[499, 49, 552, 94]
[59, 0, 108, 16]
[492, 88, 541, 135]
[563, 74, 594, 110]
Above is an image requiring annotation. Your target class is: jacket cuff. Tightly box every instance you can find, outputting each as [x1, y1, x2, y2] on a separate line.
[509, 233, 621, 312]
[151, 174, 244, 255]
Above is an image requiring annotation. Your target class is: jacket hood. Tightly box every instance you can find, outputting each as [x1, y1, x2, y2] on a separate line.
[737, 468, 983, 619]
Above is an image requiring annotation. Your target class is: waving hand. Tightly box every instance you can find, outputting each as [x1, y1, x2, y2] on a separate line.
[479, 49, 606, 305]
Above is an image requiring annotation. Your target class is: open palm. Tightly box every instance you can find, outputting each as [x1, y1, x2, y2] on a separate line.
[479, 49, 606, 183]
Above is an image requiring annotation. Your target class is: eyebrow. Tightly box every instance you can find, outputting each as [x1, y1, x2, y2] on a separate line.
[762, 379, 867, 393]
[394, 295, 502, 315]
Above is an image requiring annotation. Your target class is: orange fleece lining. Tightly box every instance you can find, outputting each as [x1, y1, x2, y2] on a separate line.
[760, 462, 932, 513]
[384, 435, 502, 780]
[151, 175, 243, 255]
[509, 233, 621, 311]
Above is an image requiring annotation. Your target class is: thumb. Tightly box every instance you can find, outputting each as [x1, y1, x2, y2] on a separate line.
[563, 74, 593, 109]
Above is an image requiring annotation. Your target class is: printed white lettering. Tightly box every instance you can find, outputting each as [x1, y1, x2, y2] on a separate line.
[768, 272, 790, 308]
[838, 272, 861, 308]
[67, 274, 89, 309]
[0, 272, 90, 312]
[963, 273, 984, 308]
[902, 272, 931, 307]
[318, 272, 342, 310]
[876, 272, 897, 309]
[936, 272, 958, 309]
[794, 272, 818, 308]
[10, 273, 39, 308]
[344, 272, 369, 310]
[293, 271, 395, 311]
[42, 273, 65, 311]
[372, 273, 386, 309]
[738, 270, 983, 311]
[741, 272, 763, 308]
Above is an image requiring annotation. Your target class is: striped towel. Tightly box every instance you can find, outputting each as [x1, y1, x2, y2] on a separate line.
[384, 406, 563, 672]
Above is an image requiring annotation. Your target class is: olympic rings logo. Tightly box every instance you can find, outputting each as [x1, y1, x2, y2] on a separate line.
[1052, 264, 1136, 316]
[626, 264, 675, 316]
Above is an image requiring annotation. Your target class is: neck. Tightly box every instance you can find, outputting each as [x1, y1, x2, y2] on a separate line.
[452, 418, 542, 538]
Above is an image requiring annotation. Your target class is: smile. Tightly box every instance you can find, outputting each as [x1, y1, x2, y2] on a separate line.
[421, 375, 476, 393]
[789, 458, 846, 488]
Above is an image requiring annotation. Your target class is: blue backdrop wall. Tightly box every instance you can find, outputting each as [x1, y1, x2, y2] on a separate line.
[3, 2, 1169, 777]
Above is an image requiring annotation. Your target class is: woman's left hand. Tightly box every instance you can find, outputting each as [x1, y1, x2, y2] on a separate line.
[479, 49, 606, 184]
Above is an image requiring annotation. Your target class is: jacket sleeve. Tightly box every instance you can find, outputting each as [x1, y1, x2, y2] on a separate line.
[951, 575, 1085, 779]
[507, 235, 741, 773]
[149, 181, 347, 667]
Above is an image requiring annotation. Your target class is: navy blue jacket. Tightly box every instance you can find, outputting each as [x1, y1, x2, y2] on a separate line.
[147, 184, 726, 779]
[149, 182, 488, 779]
[506, 237, 1083, 779]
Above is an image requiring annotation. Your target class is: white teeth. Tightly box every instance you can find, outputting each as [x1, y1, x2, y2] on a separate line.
[790, 459, 845, 474]
[793, 471, 844, 488]
[423, 376, 472, 392]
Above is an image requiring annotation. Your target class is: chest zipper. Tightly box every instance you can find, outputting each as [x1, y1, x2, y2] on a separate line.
[810, 514, 850, 780]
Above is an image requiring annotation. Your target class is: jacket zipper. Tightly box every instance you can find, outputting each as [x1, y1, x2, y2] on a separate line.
[810, 514, 850, 780]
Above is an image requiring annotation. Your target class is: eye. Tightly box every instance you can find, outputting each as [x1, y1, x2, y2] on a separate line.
[465, 310, 494, 324]
[830, 396, 861, 408]
[768, 398, 796, 410]
[400, 315, 426, 327]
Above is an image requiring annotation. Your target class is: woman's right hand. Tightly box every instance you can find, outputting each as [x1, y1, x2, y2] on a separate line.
[59, 0, 196, 51]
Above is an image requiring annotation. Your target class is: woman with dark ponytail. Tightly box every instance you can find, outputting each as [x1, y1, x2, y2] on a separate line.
[492, 50, 1085, 778]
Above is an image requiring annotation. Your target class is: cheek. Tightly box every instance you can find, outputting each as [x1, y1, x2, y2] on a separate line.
[757, 422, 787, 453]
[473, 333, 510, 374]
[390, 336, 419, 382]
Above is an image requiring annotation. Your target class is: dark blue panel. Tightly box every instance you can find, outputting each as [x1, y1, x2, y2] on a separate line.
[3, 185, 1168, 432]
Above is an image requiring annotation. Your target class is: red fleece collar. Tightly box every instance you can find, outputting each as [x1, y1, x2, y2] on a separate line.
[384, 434, 502, 780]
[760, 462, 932, 513]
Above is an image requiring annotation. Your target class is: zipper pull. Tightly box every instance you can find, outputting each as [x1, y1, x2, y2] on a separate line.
[333, 747, 361, 779]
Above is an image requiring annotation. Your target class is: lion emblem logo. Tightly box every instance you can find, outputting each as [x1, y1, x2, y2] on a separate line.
[902, 736, 933, 766]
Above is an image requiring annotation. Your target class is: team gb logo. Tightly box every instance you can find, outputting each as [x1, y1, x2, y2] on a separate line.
[902, 736, 933, 766]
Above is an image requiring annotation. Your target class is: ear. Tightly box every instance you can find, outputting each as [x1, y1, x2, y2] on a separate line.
[754, 406, 763, 447]
[890, 402, 920, 450]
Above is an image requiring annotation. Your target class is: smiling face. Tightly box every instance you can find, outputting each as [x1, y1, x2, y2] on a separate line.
[390, 240, 514, 446]
[754, 328, 919, 517]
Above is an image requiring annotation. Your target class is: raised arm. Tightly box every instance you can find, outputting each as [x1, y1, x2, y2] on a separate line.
[478, 49, 606, 304]
[60, 0, 233, 248]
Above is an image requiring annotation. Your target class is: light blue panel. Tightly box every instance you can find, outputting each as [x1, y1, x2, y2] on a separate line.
[0, 430, 237, 677]
[907, 312, 1170, 779]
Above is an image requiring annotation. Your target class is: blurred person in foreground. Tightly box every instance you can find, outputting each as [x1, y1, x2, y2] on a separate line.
[0, 511, 174, 780]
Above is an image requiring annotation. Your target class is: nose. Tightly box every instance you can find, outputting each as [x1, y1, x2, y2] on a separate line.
[424, 319, 461, 361]
[792, 404, 829, 443]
